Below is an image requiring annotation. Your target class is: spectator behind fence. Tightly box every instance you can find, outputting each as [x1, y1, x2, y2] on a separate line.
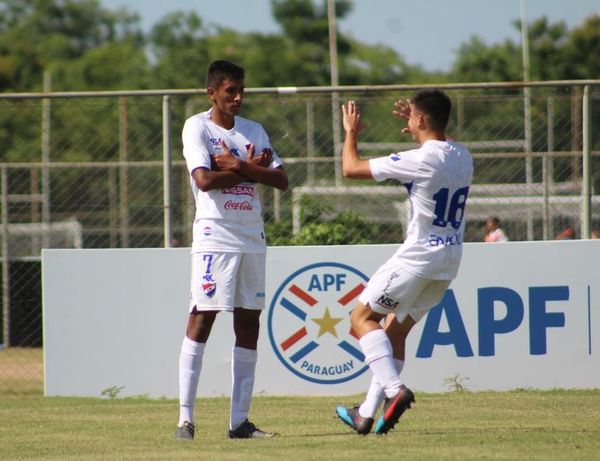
[555, 227, 575, 240]
[483, 216, 509, 243]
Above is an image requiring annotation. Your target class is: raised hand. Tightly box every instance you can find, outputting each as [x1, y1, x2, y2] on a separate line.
[342, 100, 361, 133]
[393, 98, 411, 134]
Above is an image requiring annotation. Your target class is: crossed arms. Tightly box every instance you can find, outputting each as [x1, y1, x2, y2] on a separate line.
[192, 142, 288, 192]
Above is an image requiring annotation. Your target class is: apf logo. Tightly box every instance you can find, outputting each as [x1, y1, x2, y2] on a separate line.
[268, 262, 370, 384]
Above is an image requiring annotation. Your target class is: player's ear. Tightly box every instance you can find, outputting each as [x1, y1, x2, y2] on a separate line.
[207, 87, 216, 101]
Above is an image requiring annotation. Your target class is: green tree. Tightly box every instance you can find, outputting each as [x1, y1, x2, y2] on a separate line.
[559, 15, 600, 79]
[451, 14, 600, 82]
[269, 0, 350, 85]
[148, 12, 210, 88]
[0, 0, 144, 91]
[451, 36, 522, 82]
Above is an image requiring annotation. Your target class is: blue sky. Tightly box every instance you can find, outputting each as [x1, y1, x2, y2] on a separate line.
[100, 0, 599, 72]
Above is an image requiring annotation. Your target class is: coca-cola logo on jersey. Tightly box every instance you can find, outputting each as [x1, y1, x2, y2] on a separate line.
[224, 200, 253, 211]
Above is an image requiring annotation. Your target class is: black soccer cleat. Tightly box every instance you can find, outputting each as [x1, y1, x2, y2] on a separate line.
[228, 419, 277, 439]
[336, 405, 374, 435]
[175, 421, 195, 440]
[374, 385, 415, 434]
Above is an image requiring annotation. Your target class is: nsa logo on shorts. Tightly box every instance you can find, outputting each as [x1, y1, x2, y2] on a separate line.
[268, 262, 369, 384]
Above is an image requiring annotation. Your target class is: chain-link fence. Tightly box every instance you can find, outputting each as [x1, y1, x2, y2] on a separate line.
[1, 81, 599, 395]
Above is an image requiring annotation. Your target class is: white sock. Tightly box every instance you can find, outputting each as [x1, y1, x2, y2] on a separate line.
[178, 336, 205, 426]
[230, 347, 257, 430]
[359, 329, 402, 399]
[359, 359, 404, 418]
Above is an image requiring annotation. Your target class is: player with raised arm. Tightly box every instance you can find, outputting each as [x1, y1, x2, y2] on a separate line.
[175, 60, 288, 440]
[335, 90, 473, 435]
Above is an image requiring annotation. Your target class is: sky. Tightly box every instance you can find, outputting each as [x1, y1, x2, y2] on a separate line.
[100, 0, 599, 72]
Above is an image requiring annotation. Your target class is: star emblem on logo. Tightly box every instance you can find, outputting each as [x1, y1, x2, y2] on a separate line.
[311, 307, 343, 338]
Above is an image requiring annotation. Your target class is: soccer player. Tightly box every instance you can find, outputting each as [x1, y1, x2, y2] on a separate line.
[175, 60, 288, 440]
[335, 90, 473, 435]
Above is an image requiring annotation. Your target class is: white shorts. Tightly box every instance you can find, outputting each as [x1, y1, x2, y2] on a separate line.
[358, 258, 451, 323]
[188, 252, 266, 312]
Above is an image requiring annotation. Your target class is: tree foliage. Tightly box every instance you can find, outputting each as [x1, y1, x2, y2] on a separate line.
[0, 0, 144, 91]
[1, 1, 597, 92]
[0, 1, 598, 244]
[451, 14, 600, 82]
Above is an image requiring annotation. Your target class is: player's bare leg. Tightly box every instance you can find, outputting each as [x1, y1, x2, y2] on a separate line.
[386, 313, 416, 361]
[186, 309, 218, 342]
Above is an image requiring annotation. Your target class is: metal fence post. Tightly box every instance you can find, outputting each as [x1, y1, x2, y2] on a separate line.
[543, 97, 554, 240]
[327, 0, 342, 187]
[119, 97, 130, 247]
[163, 95, 173, 248]
[1, 167, 10, 347]
[306, 100, 315, 186]
[42, 71, 51, 248]
[581, 85, 591, 239]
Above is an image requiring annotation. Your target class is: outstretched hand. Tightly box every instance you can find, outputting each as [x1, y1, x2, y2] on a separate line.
[341, 100, 361, 133]
[393, 98, 411, 134]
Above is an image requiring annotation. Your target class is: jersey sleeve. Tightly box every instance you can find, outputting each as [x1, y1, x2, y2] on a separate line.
[369, 149, 422, 183]
[182, 117, 212, 174]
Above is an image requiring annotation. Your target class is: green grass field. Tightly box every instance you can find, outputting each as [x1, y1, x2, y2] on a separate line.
[1, 390, 599, 461]
[1, 348, 600, 460]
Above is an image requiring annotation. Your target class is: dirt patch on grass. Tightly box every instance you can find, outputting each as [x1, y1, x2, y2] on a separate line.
[0, 347, 43, 392]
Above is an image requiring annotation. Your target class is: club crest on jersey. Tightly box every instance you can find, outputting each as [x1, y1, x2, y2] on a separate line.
[209, 137, 223, 154]
[202, 274, 216, 298]
[268, 262, 370, 384]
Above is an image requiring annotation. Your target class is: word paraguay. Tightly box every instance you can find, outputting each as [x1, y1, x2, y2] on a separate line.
[300, 359, 355, 376]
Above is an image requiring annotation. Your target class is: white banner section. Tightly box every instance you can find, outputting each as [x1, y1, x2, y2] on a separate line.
[43, 241, 599, 397]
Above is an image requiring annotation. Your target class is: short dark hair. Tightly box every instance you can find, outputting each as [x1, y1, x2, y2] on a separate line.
[411, 90, 451, 131]
[206, 60, 245, 89]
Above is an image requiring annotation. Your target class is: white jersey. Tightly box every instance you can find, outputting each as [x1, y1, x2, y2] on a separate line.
[182, 109, 283, 254]
[369, 139, 473, 280]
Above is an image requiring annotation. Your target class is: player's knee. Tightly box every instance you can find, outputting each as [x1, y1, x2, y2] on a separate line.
[233, 309, 260, 343]
[234, 325, 259, 349]
[186, 310, 217, 341]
